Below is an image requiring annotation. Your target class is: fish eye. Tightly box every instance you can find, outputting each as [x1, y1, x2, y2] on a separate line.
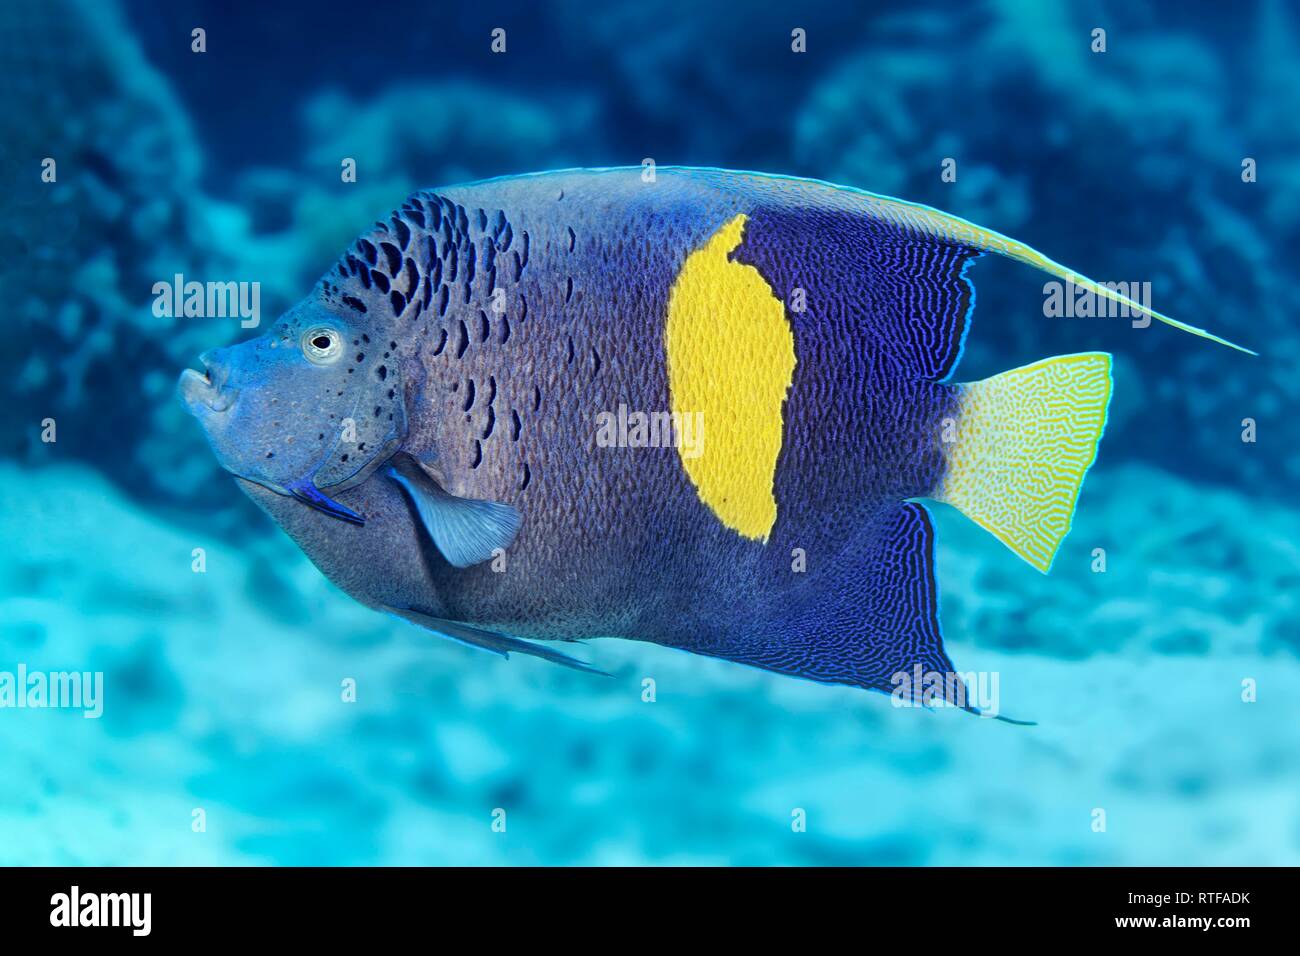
[301, 327, 343, 364]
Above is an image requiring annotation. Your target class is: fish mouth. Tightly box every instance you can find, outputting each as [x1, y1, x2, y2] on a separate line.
[177, 366, 237, 415]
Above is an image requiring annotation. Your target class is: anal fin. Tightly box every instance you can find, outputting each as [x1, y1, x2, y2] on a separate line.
[703, 504, 962, 701]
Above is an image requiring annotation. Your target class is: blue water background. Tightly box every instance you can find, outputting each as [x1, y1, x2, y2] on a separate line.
[1, 0, 1297, 864]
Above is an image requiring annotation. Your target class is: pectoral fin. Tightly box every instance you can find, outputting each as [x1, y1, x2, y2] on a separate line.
[391, 606, 609, 675]
[386, 454, 521, 568]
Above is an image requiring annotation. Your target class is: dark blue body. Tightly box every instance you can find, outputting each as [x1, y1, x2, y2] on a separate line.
[244, 169, 973, 693]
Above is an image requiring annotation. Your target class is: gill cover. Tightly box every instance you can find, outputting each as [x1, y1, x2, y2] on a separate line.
[182, 295, 408, 525]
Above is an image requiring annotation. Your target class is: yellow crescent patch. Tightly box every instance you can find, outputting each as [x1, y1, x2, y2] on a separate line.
[664, 214, 796, 541]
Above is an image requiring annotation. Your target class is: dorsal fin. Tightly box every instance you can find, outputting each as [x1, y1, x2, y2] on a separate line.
[695, 168, 1256, 383]
[848, 187, 1255, 356]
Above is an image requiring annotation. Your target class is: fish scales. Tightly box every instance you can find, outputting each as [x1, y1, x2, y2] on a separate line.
[179, 167, 1249, 709]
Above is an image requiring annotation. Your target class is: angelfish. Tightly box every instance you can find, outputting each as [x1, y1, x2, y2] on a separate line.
[179, 167, 1252, 714]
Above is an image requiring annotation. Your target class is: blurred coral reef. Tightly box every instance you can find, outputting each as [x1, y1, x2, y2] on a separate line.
[0, 0, 1295, 864]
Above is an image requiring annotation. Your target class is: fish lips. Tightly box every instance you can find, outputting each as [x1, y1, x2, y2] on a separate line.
[177, 366, 249, 483]
[178, 371, 300, 500]
[177, 366, 238, 416]
[177, 364, 402, 513]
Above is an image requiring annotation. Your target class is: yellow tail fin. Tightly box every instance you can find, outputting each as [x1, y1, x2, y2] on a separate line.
[935, 352, 1112, 573]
